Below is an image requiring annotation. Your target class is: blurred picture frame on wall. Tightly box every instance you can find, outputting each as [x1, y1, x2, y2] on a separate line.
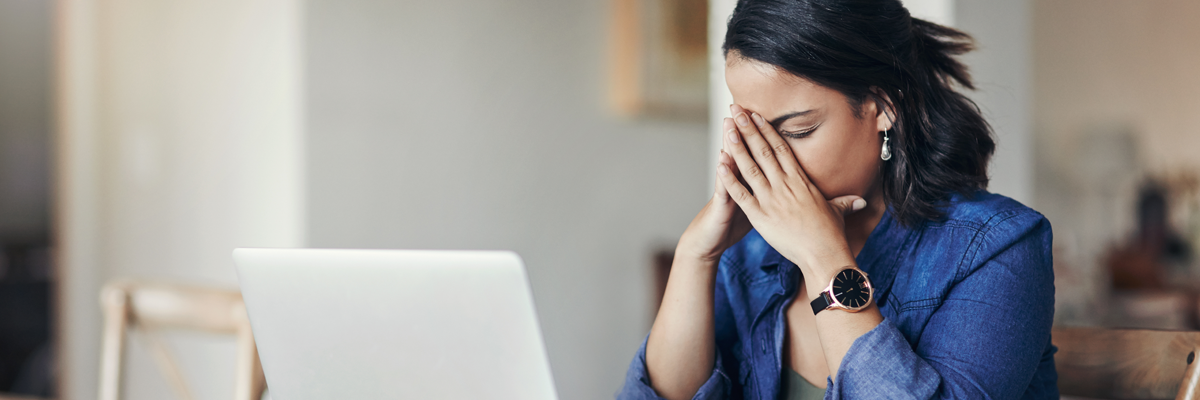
[609, 0, 709, 121]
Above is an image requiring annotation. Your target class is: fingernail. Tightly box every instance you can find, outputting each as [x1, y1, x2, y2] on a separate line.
[729, 104, 735, 114]
[751, 113, 765, 125]
[727, 129, 740, 144]
[735, 114, 750, 126]
[718, 164, 729, 176]
[852, 199, 867, 211]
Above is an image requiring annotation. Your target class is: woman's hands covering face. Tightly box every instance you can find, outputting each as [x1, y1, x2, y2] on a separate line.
[719, 104, 865, 274]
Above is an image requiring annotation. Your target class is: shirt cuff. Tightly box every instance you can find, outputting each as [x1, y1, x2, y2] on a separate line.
[617, 336, 731, 400]
[825, 319, 940, 400]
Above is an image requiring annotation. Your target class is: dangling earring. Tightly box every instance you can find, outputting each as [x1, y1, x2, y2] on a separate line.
[881, 129, 892, 161]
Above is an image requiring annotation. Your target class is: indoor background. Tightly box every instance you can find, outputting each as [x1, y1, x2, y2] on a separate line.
[0, 0, 1197, 399]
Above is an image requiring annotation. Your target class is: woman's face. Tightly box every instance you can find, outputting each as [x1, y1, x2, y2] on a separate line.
[724, 57, 891, 201]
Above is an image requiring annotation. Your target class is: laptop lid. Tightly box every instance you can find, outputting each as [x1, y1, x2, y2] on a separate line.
[233, 248, 558, 400]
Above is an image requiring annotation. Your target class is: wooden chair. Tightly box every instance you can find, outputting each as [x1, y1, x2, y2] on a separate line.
[1054, 326, 1200, 399]
[98, 280, 266, 400]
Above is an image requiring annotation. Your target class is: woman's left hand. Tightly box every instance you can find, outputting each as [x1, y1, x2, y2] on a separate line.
[719, 104, 866, 282]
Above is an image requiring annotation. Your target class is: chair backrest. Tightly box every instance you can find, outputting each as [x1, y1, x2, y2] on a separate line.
[98, 280, 266, 400]
[1054, 326, 1200, 399]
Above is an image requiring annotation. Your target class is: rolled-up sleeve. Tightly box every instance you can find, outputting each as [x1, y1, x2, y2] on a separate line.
[827, 212, 1056, 399]
[616, 336, 732, 400]
[619, 247, 747, 400]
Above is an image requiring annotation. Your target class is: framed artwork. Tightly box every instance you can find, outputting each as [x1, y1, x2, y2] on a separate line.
[609, 0, 709, 121]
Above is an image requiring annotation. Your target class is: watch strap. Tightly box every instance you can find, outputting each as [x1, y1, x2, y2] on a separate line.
[810, 291, 834, 315]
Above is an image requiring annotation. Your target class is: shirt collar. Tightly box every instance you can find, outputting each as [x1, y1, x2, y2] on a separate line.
[760, 246, 787, 270]
[767, 248, 797, 295]
[855, 209, 911, 306]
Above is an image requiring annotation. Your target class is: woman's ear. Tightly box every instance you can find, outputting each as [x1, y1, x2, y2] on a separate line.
[869, 87, 896, 132]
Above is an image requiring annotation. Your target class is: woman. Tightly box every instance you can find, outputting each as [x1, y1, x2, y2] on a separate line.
[618, 0, 1056, 399]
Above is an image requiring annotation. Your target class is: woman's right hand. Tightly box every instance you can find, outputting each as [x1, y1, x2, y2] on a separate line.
[676, 118, 754, 264]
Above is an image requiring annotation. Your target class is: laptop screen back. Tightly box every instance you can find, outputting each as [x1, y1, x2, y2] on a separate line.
[233, 248, 558, 400]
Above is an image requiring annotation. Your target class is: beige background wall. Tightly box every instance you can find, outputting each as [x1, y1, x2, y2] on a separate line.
[1033, 0, 1200, 323]
[1036, 0, 1200, 174]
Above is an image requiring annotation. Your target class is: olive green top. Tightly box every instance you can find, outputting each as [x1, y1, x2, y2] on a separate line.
[783, 368, 827, 400]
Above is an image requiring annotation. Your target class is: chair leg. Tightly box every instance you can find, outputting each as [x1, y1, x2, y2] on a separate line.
[234, 325, 266, 400]
[140, 326, 196, 400]
[250, 342, 267, 400]
[98, 287, 130, 400]
[1178, 346, 1200, 400]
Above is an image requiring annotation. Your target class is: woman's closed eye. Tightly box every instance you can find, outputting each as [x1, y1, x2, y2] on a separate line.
[780, 124, 820, 139]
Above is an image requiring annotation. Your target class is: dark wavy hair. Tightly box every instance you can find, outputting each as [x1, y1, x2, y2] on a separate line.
[723, 0, 993, 226]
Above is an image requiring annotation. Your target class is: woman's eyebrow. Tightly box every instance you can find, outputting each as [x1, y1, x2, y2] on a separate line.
[768, 110, 816, 128]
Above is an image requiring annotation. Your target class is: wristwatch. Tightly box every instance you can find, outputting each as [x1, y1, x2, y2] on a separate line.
[810, 266, 874, 315]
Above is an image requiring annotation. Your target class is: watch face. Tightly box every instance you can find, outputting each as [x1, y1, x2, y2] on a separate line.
[832, 269, 872, 310]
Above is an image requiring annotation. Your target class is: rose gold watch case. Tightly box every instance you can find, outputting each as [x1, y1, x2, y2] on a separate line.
[820, 266, 873, 313]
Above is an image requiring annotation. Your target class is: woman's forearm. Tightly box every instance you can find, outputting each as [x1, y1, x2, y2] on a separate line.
[645, 253, 719, 400]
[803, 263, 884, 380]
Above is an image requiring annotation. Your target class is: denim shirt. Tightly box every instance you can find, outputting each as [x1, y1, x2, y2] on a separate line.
[619, 191, 1058, 399]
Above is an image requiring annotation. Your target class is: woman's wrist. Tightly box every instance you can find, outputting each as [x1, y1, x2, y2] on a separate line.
[674, 229, 729, 264]
[673, 244, 723, 272]
[804, 270, 834, 301]
[801, 252, 858, 301]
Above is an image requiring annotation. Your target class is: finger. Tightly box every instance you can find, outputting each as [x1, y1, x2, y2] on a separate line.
[721, 118, 731, 153]
[748, 111, 803, 177]
[717, 156, 761, 212]
[723, 112, 771, 191]
[713, 150, 732, 202]
[721, 139, 752, 194]
[828, 195, 868, 216]
[730, 104, 784, 182]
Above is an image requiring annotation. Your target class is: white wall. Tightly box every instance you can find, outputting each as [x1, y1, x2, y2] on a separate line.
[303, 0, 708, 399]
[904, 0, 954, 26]
[909, 0, 1035, 206]
[708, 0, 735, 186]
[55, 0, 304, 399]
[956, 0, 1034, 205]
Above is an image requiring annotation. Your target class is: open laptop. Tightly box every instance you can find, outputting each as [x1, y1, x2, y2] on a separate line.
[232, 248, 559, 400]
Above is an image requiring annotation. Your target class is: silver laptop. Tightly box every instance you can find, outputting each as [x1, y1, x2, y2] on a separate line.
[232, 248, 559, 400]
